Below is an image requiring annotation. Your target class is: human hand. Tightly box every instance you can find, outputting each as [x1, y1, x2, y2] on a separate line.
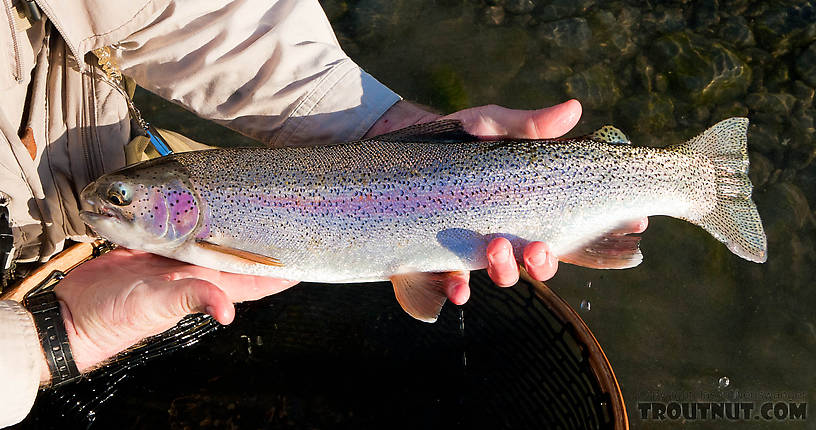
[367, 100, 648, 304]
[44, 248, 297, 379]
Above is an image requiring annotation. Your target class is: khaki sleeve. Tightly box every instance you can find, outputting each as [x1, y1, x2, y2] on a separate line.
[114, 0, 400, 146]
[0, 301, 41, 427]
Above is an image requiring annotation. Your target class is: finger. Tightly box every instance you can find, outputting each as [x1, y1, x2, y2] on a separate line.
[213, 273, 300, 302]
[439, 271, 470, 305]
[451, 99, 582, 139]
[486, 238, 520, 287]
[167, 265, 300, 302]
[523, 242, 558, 282]
[169, 278, 235, 325]
[609, 217, 649, 234]
[526, 99, 583, 138]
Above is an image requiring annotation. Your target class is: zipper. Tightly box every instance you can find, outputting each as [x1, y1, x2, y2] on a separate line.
[28, 0, 83, 72]
[2, 0, 23, 83]
[81, 69, 103, 179]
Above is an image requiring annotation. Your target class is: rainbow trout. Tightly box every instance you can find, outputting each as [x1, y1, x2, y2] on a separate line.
[80, 118, 766, 322]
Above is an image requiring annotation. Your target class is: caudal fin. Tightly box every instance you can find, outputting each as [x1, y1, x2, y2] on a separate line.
[677, 117, 767, 263]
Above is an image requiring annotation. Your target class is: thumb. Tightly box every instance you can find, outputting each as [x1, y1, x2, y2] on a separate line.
[452, 99, 582, 139]
[525, 99, 582, 138]
[168, 278, 236, 325]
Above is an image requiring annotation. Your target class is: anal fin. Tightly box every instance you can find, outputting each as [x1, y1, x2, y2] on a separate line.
[195, 240, 284, 267]
[390, 272, 448, 323]
[560, 233, 643, 269]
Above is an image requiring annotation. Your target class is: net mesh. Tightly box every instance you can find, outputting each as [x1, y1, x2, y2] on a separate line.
[16, 270, 621, 429]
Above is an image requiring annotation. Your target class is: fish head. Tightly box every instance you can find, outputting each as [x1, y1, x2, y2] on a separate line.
[79, 161, 202, 252]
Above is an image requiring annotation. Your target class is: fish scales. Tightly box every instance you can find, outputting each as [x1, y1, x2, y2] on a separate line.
[80, 118, 766, 321]
[133, 140, 708, 282]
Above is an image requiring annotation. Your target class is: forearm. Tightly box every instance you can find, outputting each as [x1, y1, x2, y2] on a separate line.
[116, 0, 400, 146]
[0, 301, 44, 427]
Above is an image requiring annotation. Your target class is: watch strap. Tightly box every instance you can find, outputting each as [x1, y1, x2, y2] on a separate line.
[24, 291, 81, 387]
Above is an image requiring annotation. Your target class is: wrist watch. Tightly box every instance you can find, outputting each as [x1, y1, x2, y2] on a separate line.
[22, 270, 82, 387]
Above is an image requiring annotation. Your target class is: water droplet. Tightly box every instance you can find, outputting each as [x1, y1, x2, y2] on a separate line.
[580, 300, 591, 311]
[586, 281, 592, 288]
[718, 376, 730, 389]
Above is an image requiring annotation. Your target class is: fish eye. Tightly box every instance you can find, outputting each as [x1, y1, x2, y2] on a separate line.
[106, 184, 132, 206]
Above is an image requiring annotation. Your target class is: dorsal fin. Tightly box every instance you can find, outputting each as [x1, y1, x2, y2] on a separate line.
[590, 125, 630, 145]
[368, 120, 477, 143]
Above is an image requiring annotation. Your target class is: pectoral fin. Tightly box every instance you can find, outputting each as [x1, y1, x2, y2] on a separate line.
[390, 272, 448, 323]
[560, 233, 643, 269]
[195, 240, 284, 267]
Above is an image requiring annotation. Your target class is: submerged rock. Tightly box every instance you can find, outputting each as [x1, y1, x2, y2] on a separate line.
[634, 54, 656, 92]
[742, 46, 772, 69]
[483, 5, 506, 26]
[691, 0, 719, 31]
[718, 16, 756, 48]
[614, 93, 675, 137]
[748, 151, 773, 189]
[650, 31, 752, 104]
[588, 8, 639, 59]
[746, 92, 798, 116]
[721, 0, 750, 16]
[321, 0, 349, 22]
[790, 108, 816, 142]
[753, 5, 816, 57]
[428, 65, 469, 112]
[504, 0, 535, 15]
[790, 144, 816, 171]
[508, 13, 534, 27]
[654, 73, 669, 93]
[796, 42, 816, 88]
[640, 7, 684, 35]
[536, 0, 595, 22]
[792, 80, 815, 108]
[538, 62, 574, 84]
[797, 165, 816, 206]
[692, 105, 710, 123]
[351, 0, 423, 48]
[537, 17, 592, 62]
[712, 101, 749, 120]
[763, 63, 791, 92]
[789, 110, 816, 170]
[564, 64, 622, 109]
[747, 122, 780, 156]
[756, 183, 813, 235]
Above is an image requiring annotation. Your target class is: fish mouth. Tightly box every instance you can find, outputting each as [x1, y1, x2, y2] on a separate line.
[79, 195, 132, 229]
[80, 205, 131, 223]
[79, 208, 134, 243]
[79, 209, 118, 227]
[81, 185, 127, 220]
